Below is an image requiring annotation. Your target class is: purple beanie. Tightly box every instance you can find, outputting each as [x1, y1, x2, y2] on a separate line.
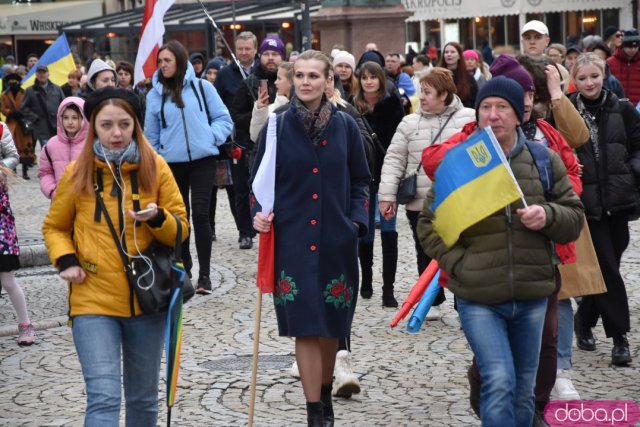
[259, 36, 285, 59]
[489, 55, 535, 92]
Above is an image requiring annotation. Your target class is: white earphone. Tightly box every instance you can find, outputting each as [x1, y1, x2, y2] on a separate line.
[100, 142, 155, 290]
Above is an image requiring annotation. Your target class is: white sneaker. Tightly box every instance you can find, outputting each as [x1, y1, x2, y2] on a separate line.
[333, 350, 361, 398]
[551, 371, 580, 400]
[426, 305, 441, 321]
[289, 360, 300, 378]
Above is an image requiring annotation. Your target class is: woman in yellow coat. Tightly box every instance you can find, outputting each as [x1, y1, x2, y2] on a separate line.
[42, 87, 188, 427]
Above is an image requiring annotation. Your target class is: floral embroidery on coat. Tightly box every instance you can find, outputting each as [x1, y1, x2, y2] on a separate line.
[324, 274, 352, 309]
[274, 270, 298, 305]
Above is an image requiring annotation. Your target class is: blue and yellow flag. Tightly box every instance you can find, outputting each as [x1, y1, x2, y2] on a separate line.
[432, 127, 523, 247]
[21, 33, 75, 88]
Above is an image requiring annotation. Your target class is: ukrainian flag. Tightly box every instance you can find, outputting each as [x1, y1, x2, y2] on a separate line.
[21, 33, 75, 88]
[431, 127, 523, 247]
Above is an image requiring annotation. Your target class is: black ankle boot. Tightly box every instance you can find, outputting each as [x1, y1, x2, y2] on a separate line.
[358, 242, 374, 298]
[22, 164, 30, 180]
[612, 334, 631, 365]
[574, 311, 596, 351]
[381, 231, 398, 307]
[320, 384, 334, 427]
[306, 401, 324, 427]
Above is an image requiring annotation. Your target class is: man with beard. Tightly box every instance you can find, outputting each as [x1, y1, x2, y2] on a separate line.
[230, 35, 284, 250]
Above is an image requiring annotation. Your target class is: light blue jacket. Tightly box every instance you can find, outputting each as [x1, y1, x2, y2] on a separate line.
[145, 63, 233, 163]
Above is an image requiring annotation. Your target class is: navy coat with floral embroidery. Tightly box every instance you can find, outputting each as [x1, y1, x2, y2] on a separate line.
[251, 103, 371, 338]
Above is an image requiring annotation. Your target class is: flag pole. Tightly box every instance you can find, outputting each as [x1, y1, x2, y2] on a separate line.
[195, 0, 248, 80]
[248, 290, 263, 427]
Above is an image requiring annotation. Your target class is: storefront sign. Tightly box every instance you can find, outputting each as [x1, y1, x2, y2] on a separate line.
[0, 1, 102, 35]
[403, 0, 519, 20]
[404, 0, 630, 20]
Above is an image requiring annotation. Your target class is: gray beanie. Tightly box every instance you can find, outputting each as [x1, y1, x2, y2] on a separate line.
[86, 59, 117, 90]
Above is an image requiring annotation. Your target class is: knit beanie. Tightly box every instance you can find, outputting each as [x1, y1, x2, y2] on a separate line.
[333, 50, 356, 70]
[603, 26, 619, 42]
[463, 50, 479, 61]
[259, 36, 285, 59]
[357, 50, 385, 69]
[489, 55, 535, 92]
[85, 87, 143, 123]
[86, 59, 117, 90]
[622, 28, 640, 48]
[475, 76, 525, 123]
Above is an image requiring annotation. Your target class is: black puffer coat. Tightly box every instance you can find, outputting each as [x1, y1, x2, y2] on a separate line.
[570, 91, 640, 220]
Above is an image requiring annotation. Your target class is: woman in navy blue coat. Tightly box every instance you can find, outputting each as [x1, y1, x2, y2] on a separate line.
[252, 50, 370, 427]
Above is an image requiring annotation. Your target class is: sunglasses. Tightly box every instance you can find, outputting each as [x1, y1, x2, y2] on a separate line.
[616, 33, 624, 38]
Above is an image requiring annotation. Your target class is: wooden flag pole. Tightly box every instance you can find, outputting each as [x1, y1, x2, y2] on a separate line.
[248, 290, 263, 427]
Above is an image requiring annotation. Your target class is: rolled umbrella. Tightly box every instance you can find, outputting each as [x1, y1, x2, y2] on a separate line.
[390, 259, 439, 328]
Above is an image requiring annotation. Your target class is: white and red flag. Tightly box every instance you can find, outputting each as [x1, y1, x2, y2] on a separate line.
[134, 0, 175, 84]
[251, 113, 278, 294]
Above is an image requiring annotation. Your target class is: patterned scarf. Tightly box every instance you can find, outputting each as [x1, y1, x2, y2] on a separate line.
[521, 120, 537, 141]
[292, 95, 333, 148]
[576, 91, 606, 162]
[93, 139, 140, 164]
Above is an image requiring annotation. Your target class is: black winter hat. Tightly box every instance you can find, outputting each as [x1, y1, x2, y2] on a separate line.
[189, 52, 205, 64]
[475, 76, 525, 123]
[84, 87, 143, 124]
[603, 26, 619, 42]
[622, 29, 640, 47]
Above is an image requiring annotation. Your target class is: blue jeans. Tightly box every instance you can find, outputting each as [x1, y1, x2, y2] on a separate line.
[72, 314, 166, 427]
[362, 183, 397, 244]
[457, 296, 548, 427]
[557, 298, 574, 370]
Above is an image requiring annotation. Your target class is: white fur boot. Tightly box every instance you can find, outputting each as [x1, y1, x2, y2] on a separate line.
[333, 350, 361, 398]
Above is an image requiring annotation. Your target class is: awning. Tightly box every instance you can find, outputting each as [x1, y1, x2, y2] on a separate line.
[60, 0, 321, 34]
[403, 0, 630, 22]
[0, 1, 102, 35]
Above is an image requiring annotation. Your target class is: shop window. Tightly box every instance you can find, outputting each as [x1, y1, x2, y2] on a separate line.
[506, 15, 520, 51]
[526, 13, 544, 23]
[474, 16, 489, 51]
[492, 15, 506, 48]
[602, 9, 619, 34]
[565, 11, 581, 44]
[546, 12, 563, 43]
[459, 18, 472, 48]
[582, 10, 599, 35]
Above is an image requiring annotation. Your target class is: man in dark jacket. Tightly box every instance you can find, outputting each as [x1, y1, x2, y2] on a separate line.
[230, 35, 284, 250]
[607, 28, 640, 105]
[418, 77, 583, 427]
[20, 65, 64, 147]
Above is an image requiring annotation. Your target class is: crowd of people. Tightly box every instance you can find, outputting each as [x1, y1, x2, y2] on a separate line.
[0, 17, 639, 427]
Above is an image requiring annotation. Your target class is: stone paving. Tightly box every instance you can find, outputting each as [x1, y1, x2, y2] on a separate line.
[0, 177, 639, 426]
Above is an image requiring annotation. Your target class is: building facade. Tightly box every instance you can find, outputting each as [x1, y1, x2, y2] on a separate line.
[402, 0, 636, 51]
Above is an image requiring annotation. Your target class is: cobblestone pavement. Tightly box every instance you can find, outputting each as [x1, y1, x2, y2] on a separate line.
[0, 178, 638, 426]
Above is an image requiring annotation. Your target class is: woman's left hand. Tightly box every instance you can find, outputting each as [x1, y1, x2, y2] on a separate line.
[379, 201, 397, 220]
[128, 203, 159, 222]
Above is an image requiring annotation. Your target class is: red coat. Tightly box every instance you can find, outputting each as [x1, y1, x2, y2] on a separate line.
[607, 48, 640, 105]
[421, 120, 581, 266]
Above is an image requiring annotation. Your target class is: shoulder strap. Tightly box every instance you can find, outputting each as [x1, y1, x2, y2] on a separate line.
[198, 79, 211, 123]
[43, 145, 53, 166]
[525, 140, 554, 201]
[160, 94, 167, 129]
[94, 184, 131, 271]
[129, 170, 142, 227]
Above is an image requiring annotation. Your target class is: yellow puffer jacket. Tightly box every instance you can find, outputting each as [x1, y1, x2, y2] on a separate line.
[42, 152, 188, 318]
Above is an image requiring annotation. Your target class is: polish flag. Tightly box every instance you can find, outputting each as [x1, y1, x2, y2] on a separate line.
[251, 113, 278, 294]
[134, 0, 175, 85]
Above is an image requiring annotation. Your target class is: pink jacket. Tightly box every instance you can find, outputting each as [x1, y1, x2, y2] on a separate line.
[38, 97, 88, 199]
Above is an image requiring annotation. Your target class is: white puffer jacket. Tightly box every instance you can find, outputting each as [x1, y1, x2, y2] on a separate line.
[379, 95, 475, 211]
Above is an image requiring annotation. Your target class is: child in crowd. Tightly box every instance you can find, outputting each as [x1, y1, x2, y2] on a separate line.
[0, 120, 35, 345]
[38, 97, 88, 199]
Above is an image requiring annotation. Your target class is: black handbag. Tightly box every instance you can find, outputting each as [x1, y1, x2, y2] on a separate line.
[396, 114, 454, 205]
[95, 189, 194, 314]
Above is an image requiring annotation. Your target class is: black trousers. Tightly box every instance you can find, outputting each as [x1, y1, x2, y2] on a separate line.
[577, 213, 631, 337]
[210, 185, 239, 234]
[405, 209, 444, 306]
[231, 151, 255, 239]
[169, 156, 216, 278]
